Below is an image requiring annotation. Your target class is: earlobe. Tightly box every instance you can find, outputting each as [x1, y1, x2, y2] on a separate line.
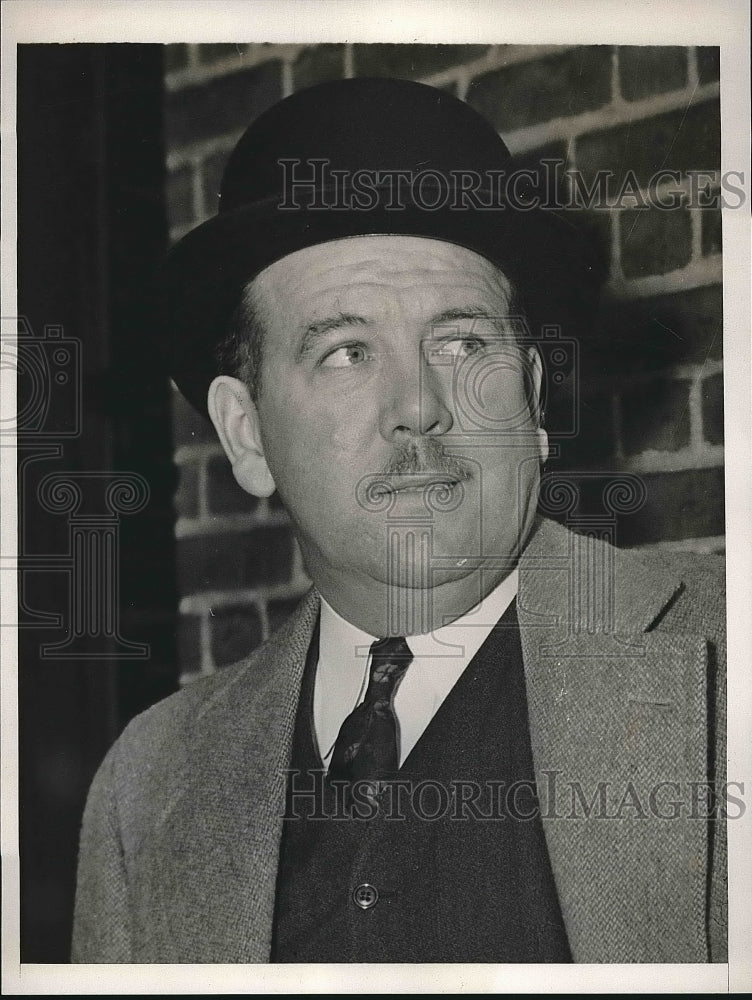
[207, 376, 277, 498]
[537, 424, 550, 465]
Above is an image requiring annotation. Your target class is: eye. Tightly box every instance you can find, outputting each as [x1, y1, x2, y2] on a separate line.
[430, 337, 486, 361]
[319, 343, 371, 368]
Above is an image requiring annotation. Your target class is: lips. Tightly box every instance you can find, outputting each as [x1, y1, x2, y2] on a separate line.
[376, 473, 466, 495]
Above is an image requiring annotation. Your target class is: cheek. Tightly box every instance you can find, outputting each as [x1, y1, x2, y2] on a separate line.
[488, 377, 533, 426]
[476, 447, 541, 523]
[448, 360, 534, 433]
[286, 376, 376, 442]
[258, 391, 373, 494]
[330, 416, 367, 453]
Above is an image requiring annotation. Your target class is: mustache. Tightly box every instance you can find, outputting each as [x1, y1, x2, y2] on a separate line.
[381, 439, 471, 480]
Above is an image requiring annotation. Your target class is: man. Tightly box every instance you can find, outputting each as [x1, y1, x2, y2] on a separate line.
[72, 78, 726, 963]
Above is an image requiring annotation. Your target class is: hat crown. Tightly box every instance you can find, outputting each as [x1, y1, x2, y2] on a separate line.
[219, 77, 512, 213]
[163, 77, 600, 417]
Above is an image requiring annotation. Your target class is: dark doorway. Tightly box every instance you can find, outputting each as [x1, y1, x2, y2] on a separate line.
[16, 43, 178, 962]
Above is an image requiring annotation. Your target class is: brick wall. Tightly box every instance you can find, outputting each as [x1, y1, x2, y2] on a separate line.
[163, 43, 723, 682]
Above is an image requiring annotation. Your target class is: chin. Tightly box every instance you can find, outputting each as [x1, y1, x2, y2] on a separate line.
[364, 525, 494, 591]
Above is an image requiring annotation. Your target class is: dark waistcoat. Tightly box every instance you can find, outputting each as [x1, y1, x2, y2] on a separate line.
[271, 601, 571, 963]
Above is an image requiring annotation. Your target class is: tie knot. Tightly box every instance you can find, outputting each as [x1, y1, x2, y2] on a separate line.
[367, 635, 413, 692]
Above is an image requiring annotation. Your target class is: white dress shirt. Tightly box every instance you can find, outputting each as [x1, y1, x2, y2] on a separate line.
[313, 569, 519, 767]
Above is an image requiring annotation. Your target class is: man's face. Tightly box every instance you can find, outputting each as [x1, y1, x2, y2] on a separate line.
[251, 235, 546, 605]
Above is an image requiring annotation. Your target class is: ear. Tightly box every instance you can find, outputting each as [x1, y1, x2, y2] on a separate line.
[526, 346, 549, 465]
[207, 375, 276, 498]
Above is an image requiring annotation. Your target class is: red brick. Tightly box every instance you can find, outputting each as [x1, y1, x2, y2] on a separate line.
[177, 613, 202, 676]
[174, 460, 199, 519]
[210, 603, 263, 667]
[615, 467, 725, 545]
[576, 101, 720, 187]
[620, 204, 692, 278]
[618, 46, 687, 101]
[701, 372, 724, 445]
[592, 284, 722, 373]
[467, 47, 612, 133]
[177, 526, 294, 593]
[166, 164, 195, 228]
[207, 453, 258, 515]
[515, 140, 568, 169]
[696, 47, 720, 84]
[548, 390, 614, 467]
[620, 378, 691, 454]
[560, 466, 725, 545]
[510, 140, 569, 206]
[171, 386, 218, 447]
[165, 61, 283, 147]
[353, 43, 487, 79]
[701, 207, 722, 256]
[293, 44, 345, 91]
[575, 209, 613, 278]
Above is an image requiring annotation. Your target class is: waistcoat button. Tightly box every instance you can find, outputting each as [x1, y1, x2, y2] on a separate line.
[352, 883, 379, 909]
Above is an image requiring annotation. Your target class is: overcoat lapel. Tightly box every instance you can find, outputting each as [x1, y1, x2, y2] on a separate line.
[138, 590, 320, 962]
[518, 519, 710, 962]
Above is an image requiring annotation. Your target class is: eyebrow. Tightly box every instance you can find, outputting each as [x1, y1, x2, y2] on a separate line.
[429, 306, 509, 332]
[297, 312, 369, 360]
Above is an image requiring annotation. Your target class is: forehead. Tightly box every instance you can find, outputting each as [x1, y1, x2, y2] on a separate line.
[251, 236, 514, 320]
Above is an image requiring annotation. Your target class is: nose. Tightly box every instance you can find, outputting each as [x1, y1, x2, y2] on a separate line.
[378, 349, 453, 442]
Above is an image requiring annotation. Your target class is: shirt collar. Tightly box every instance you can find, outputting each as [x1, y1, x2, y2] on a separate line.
[315, 570, 519, 761]
[319, 568, 518, 658]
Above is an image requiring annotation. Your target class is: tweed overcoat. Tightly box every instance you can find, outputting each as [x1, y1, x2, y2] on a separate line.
[72, 518, 727, 963]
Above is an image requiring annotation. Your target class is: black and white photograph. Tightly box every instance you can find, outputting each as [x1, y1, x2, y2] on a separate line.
[2, 0, 750, 993]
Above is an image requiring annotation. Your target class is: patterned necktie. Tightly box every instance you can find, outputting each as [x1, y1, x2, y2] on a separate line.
[327, 636, 413, 798]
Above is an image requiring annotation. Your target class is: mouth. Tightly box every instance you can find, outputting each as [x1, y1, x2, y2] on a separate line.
[376, 473, 467, 496]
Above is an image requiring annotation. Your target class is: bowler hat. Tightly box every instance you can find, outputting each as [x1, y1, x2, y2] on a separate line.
[161, 77, 601, 416]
